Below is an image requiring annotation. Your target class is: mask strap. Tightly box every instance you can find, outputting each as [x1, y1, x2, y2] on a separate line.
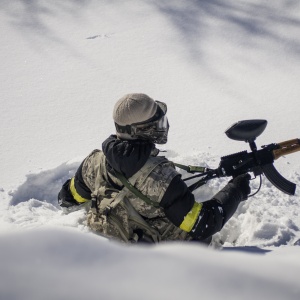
[115, 123, 132, 134]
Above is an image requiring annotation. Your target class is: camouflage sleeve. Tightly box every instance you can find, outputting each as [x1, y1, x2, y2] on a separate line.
[65, 149, 104, 205]
[57, 158, 93, 207]
[71, 160, 92, 202]
[81, 149, 102, 192]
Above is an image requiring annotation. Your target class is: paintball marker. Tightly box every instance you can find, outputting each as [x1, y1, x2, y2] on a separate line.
[175, 120, 300, 195]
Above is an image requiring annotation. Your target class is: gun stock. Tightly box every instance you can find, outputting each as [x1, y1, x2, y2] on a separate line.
[273, 139, 300, 160]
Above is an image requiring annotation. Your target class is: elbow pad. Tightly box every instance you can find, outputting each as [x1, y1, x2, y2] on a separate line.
[58, 179, 79, 208]
[188, 182, 244, 240]
[188, 200, 224, 240]
[58, 161, 92, 208]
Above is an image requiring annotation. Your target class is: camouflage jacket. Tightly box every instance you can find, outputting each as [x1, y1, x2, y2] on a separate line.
[80, 149, 192, 242]
[58, 135, 243, 244]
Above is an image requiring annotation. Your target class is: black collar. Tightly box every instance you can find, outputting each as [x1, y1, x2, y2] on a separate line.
[102, 135, 156, 178]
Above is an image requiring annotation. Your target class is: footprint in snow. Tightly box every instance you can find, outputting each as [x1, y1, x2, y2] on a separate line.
[86, 34, 113, 39]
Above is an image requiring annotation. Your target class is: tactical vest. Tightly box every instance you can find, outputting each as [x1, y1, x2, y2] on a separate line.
[82, 150, 191, 243]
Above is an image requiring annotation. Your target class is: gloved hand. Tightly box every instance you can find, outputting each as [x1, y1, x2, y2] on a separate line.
[213, 173, 251, 206]
[211, 173, 251, 225]
[231, 173, 251, 200]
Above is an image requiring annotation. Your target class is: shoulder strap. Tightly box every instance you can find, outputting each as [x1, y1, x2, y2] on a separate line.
[173, 162, 207, 173]
[113, 156, 167, 208]
[114, 171, 159, 207]
[129, 156, 167, 185]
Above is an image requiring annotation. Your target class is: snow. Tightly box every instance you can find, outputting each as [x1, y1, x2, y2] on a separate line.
[1, 0, 300, 299]
[1, 229, 300, 300]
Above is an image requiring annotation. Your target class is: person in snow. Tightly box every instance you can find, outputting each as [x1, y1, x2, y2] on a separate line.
[58, 93, 251, 244]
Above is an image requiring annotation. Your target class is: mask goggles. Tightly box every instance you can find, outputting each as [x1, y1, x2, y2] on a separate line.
[115, 101, 169, 144]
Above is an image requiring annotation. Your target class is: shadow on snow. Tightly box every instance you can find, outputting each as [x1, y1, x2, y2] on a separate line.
[10, 161, 79, 207]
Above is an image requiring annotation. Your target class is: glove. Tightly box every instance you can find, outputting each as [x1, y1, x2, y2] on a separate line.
[211, 173, 251, 225]
[231, 173, 251, 201]
[213, 173, 251, 206]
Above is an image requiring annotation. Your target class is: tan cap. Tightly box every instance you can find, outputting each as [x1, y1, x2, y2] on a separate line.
[113, 93, 157, 126]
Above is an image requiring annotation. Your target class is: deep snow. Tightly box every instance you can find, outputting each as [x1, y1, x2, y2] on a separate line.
[1, 0, 300, 299]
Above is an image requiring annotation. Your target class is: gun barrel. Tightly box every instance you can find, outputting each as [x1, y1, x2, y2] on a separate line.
[273, 138, 300, 160]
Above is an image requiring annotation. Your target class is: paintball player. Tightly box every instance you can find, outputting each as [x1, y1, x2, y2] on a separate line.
[58, 93, 251, 244]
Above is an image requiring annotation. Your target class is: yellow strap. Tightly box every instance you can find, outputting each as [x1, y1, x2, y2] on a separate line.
[69, 177, 89, 203]
[179, 202, 203, 232]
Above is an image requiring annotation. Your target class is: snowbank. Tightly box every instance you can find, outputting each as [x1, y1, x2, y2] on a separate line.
[2, 151, 300, 247]
[0, 228, 300, 300]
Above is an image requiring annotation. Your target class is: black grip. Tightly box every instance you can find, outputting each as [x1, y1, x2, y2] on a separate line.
[261, 164, 296, 195]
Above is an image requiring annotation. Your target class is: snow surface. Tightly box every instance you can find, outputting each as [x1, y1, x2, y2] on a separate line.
[1, 0, 300, 299]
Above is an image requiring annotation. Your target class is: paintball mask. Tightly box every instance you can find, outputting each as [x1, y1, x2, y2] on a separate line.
[115, 101, 169, 144]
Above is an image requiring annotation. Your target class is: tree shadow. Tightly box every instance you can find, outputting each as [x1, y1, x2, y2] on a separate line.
[0, 0, 91, 56]
[10, 161, 79, 207]
[1, 0, 300, 81]
[152, 0, 300, 62]
[2, 0, 300, 62]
